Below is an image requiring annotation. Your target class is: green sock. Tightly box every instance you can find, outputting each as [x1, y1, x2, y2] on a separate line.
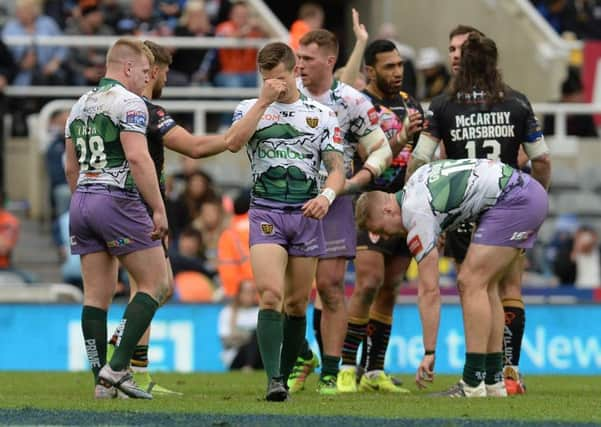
[320, 354, 340, 379]
[256, 309, 283, 381]
[109, 293, 159, 371]
[463, 353, 486, 387]
[280, 315, 306, 383]
[485, 352, 504, 385]
[81, 305, 107, 383]
[299, 338, 313, 360]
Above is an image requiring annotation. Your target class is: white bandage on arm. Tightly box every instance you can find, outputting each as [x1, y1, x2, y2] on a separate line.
[320, 187, 336, 205]
[523, 136, 550, 160]
[411, 133, 439, 163]
[360, 127, 392, 176]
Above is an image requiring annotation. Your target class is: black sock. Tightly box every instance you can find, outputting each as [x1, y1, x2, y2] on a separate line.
[131, 345, 149, 369]
[320, 354, 340, 378]
[312, 308, 323, 361]
[341, 317, 368, 366]
[485, 352, 504, 385]
[298, 338, 313, 360]
[364, 313, 392, 372]
[81, 305, 107, 383]
[503, 299, 525, 367]
[109, 293, 159, 371]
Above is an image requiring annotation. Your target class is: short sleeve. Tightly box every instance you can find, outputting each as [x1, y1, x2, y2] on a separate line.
[403, 206, 439, 263]
[350, 92, 380, 139]
[119, 95, 149, 134]
[232, 99, 255, 125]
[520, 95, 544, 143]
[321, 110, 344, 154]
[154, 105, 177, 137]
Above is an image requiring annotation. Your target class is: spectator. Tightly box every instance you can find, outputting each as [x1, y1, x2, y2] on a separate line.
[170, 0, 215, 86]
[169, 226, 215, 277]
[571, 225, 601, 288]
[44, 109, 71, 220]
[116, 0, 172, 36]
[2, 0, 68, 86]
[289, 2, 324, 51]
[157, 0, 184, 30]
[100, 0, 125, 31]
[416, 46, 450, 101]
[551, 214, 581, 284]
[214, 1, 264, 87]
[193, 195, 227, 274]
[65, 0, 114, 85]
[543, 66, 598, 137]
[57, 210, 82, 287]
[167, 169, 218, 243]
[0, 192, 32, 283]
[218, 280, 262, 371]
[217, 188, 253, 298]
[213, 1, 265, 129]
[0, 39, 16, 191]
[204, 0, 231, 27]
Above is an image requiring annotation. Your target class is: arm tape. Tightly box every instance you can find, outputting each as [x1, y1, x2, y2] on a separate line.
[412, 133, 439, 163]
[523, 137, 550, 160]
[361, 128, 392, 176]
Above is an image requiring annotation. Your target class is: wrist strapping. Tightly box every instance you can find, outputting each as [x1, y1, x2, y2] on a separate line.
[320, 187, 336, 205]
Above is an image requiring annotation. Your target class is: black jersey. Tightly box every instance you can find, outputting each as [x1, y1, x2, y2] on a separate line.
[425, 89, 543, 167]
[357, 90, 423, 192]
[143, 98, 177, 194]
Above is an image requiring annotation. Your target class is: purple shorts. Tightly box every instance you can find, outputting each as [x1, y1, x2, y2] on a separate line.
[320, 194, 356, 259]
[249, 206, 325, 257]
[69, 186, 161, 256]
[472, 173, 548, 249]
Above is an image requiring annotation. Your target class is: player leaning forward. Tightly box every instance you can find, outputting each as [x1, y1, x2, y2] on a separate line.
[225, 42, 345, 401]
[355, 158, 548, 397]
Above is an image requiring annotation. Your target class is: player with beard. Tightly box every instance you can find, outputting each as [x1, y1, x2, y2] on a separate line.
[336, 37, 423, 393]
[406, 32, 550, 396]
[107, 40, 228, 396]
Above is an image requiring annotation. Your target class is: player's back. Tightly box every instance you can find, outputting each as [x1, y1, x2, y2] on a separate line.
[67, 79, 148, 190]
[426, 89, 539, 167]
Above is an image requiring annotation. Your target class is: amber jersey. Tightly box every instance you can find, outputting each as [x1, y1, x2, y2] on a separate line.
[425, 89, 543, 167]
[356, 90, 423, 192]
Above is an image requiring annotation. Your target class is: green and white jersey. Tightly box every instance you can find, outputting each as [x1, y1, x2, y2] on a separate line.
[233, 95, 343, 204]
[297, 78, 380, 177]
[65, 78, 149, 191]
[400, 158, 515, 261]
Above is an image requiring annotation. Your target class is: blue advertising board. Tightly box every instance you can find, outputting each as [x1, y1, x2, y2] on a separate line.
[0, 304, 600, 374]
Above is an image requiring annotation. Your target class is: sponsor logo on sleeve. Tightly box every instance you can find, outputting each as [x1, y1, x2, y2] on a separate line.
[408, 235, 423, 255]
[333, 127, 342, 144]
[126, 110, 147, 126]
[367, 107, 378, 125]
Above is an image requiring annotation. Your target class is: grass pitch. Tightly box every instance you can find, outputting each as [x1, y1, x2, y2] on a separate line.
[0, 372, 598, 426]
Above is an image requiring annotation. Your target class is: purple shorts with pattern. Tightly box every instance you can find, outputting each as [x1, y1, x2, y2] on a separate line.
[69, 186, 161, 256]
[249, 205, 325, 257]
[320, 194, 356, 259]
[472, 172, 548, 249]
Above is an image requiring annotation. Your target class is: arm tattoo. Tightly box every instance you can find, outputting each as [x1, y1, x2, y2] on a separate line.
[322, 150, 345, 175]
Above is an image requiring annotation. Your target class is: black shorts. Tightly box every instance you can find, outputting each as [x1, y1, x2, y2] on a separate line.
[356, 229, 411, 257]
[443, 222, 475, 263]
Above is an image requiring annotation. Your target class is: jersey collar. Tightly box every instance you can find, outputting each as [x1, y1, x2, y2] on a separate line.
[98, 77, 126, 89]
